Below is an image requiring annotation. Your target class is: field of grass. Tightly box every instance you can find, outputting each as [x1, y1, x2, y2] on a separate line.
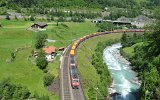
[121, 42, 144, 59]
[76, 33, 122, 99]
[122, 46, 135, 59]
[0, 19, 98, 99]
[44, 21, 98, 47]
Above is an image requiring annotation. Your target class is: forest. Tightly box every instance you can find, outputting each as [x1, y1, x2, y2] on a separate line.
[121, 7, 160, 99]
[0, 0, 159, 9]
[0, 0, 159, 21]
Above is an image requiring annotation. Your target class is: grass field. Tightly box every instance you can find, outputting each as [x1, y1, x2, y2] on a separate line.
[0, 19, 98, 99]
[44, 21, 98, 47]
[121, 42, 143, 59]
[76, 33, 122, 99]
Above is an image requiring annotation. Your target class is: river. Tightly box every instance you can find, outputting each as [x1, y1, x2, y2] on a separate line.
[103, 43, 141, 100]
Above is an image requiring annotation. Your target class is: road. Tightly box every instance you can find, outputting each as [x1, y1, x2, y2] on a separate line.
[60, 45, 85, 100]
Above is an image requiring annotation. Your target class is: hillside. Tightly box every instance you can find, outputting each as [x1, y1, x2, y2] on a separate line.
[120, 8, 160, 99]
[0, 20, 98, 99]
[0, 0, 159, 9]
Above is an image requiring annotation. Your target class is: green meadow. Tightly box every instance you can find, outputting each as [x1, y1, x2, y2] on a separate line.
[121, 42, 144, 59]
[0, 19, 98, 99]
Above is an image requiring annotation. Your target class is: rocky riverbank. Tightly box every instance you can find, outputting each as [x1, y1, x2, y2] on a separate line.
[103, 43, 141, 100]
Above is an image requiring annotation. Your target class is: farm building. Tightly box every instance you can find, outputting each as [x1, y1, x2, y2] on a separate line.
[92, 18, 103, 23]
[92, 19, 132, 26]
[112, 21, 132, 26]
[31, 22, 48, 30]
[43, 46, 57, 61]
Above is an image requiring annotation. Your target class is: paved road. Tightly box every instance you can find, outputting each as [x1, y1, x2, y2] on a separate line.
[60, 45, 85, 100]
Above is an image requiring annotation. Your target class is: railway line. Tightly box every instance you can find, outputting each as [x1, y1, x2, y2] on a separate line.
[60, 45, 85, 100]
[60, 29, 145, 100]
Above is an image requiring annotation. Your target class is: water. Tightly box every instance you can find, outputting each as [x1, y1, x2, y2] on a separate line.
[103, 43, 140, 100]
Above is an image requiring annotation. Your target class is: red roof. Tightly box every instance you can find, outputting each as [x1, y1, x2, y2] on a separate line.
[43, 46, 57, 54]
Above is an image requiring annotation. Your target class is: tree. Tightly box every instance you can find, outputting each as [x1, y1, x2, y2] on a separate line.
[11, 52, 15, 60]
[47, 15, 51, 22]
[15, 15, 18, 20]
[145, 8, 160, 57]
[6, 14, 10, 20]
[43, 73, 55, 86]
[97, 22, 114, 32]
[56, 21, 59, 26]
[23, 17, 27, 21]
[30, 15, 35, 21]
[120, 8, 160, 100]
[51, 16, 54, 21]
[0, 78, 30, 99]
[58, 16, 66, 22]
[13, 86, 30, 99]
[36, 50, 48, 70]
[35, 32, 48, 49]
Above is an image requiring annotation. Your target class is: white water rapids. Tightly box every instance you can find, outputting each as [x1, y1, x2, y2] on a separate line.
[103, 43, 140, 100]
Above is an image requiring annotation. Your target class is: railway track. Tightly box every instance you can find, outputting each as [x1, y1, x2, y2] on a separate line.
[60, 45, 85, 100]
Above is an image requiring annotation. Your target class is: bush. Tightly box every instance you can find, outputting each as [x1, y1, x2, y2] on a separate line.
[6, 14, 10, 20]
[43, 73, 55, 86]
[36, 50, 48, 70]
[0, 79, 30, 99]
[30, 15, 35, 21]
[13, 86, 30, 99]
[11, 52, 16, 60]
[43, 69, 48, 73]
[35, 32, 48, 49]
[97, 22, 114, 32]
[34, 92, 49, 100]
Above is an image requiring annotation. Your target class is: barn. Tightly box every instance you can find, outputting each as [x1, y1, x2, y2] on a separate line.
[31, 22, 48, 29]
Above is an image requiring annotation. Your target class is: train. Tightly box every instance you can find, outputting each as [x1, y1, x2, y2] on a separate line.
[68, 29, 145, 89]
[69, 47, 79, 89]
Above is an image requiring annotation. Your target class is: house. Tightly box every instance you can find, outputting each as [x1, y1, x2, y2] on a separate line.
[112, 21, 132, 26]
[43, 46, 57, 61]
[92, 18, 103, 23]
[31, 22, 48, 30]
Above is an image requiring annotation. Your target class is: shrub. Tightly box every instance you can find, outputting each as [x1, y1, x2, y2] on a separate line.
[43, 73, 55, 86]
[43, 69, 48, 73]
[6, 15, 10, 20]
[11, 52, 16, 60]
[36, 50, 48, 70]
[35, 32, 48, 49]
[0, 79, 30, 99]
[30, 15, 35, 21]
